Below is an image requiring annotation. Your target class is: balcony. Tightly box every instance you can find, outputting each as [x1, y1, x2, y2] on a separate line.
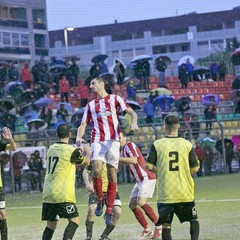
[0, 19, 28, 28]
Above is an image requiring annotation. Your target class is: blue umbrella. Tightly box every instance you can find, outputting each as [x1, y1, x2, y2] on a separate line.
[34, 97, 54, 107]
[3, 81, 25, 93]
[201, 94, 220, 106]
[56, 102, 73, 112]
[130, 55, 152, 63]
[153, 95, 175, 110]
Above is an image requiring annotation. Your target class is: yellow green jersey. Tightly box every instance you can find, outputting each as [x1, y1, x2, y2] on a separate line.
[0, 143, 7, 188]
[146, 136, 199, 204]
[85, 163, 108, 192]
[43, 142, 84, 203]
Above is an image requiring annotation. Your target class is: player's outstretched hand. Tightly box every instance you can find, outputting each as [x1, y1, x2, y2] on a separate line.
[130, 123, 139, 131]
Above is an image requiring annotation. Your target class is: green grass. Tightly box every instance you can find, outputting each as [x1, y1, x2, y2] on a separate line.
[5, 174, 240, 239]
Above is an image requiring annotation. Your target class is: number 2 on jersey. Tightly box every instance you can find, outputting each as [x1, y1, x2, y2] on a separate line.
[48, 156, 59, 174]
[169, 151, 179, 171]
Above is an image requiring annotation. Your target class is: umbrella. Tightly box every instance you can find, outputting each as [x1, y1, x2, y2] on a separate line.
[178, 55, 195, 66]
[24, 118, 48, 130]
[174, 96, 191, 110]
[0, 60, 10, 69]
[56, 102, 73, 112]
[155, 56, 172, 65]
[231, 135, 240, 146]
[230, 48, 240, 66]
[130, 55, 152, 63]
[150, 87, 172, 96]
[0, 98, 15, 110]
[192, 66, 210, 81]
[34, 97, 54, 107]
[64, 56, 80, 62]
[153, 95, 175, 110]
[199, 137, 216, 148]
[201, 94, 220, 106]
[3, 81, 25, 93]
[126, 100, 141, 110]
[49, 64, 67, 72]
[232, 74, 240, 89]
[215, 138, 234, 153]
[108, 58, 127, 75]
[12, 151, 27, 165]
[91, 54, 108, 63]
[21, 90, 37, 101]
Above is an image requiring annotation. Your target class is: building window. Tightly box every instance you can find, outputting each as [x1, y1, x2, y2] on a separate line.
[122, 49, 133, 58]
[32, 9, 45, 24]
[181, 44, 189, 52]
[34, 34, 46, 48]
[152, 45, 166, 54]
[136, 48, 145, 55]
[10, 7, 26, 20]
[20, 34, 28, 46]
[0, 6, 9, 19]
[12, 33, 20, 46]
[2, 32, 10, 45]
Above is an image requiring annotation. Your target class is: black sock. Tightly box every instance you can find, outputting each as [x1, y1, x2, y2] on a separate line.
[100, 224, 115, 238]
[162, 228, 172, 240]
[42, 227, 54, 240]
[0, 219, 7, 240]
[63, 221, 78, 240]
[190, 220, 200, 240]
[85, 220, 94, 239]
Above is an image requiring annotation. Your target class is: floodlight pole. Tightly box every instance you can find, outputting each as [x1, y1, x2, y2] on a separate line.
[64, 27, 74, 56]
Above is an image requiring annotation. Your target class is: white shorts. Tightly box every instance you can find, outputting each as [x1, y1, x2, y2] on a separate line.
[130, 178, 156, 199]
[91, 140, 120, 168]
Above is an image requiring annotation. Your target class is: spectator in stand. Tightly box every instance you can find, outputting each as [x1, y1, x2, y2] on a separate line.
[21, 62, 33, 89]
[90, 62, 102, 79]
[143, 98, 155, 124]
[142, 60, 151, 90]
[218, 60, 227, 81]
[194, 142, 205, 177]
[33, 82, 45, 99]
[31, 61, 41, 84]
[8, 62, 19, 81]
[53, 115, 66, 130]
[38, 55, 49, 83]
[23, 105, 38, 124]
[70, 58, 80, 86]
[185, 58, 194, 82]
[127, 80, 137, 101]
[225, 142, 234, 174]
[40, 106, 52, 129]
[178, 64, 189, 88]
[155, 57, 167, 87]
[190, 115, 201, 140]
[78, 80, 90, 107]
[203, 143, 214, 176]
[204, 105, 217, 134]
[100, 60, 108, 75]
[12, 153, 23, 192]
[210, 60, 218, 81]
[58, 74, 71, 103]
[56, 104, 69, 122]
[114, 59, 125, 85]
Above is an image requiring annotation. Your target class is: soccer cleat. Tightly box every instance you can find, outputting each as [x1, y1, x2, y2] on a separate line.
[152, 226, 162, 239]
[95, 200, 104, 216]
[104, 212, 113, 225]
[138, 229, 153, 239]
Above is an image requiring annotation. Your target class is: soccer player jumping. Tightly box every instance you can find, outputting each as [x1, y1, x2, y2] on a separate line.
[76, 77, 138, 225]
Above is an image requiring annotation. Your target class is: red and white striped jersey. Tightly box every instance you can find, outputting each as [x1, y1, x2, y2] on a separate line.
[121, 141, 156, 182]
[82, 94, 129, 142]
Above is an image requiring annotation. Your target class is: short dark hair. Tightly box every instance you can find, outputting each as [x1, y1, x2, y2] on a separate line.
[164, 114, 179, 126]
[56, 124, 70, 139]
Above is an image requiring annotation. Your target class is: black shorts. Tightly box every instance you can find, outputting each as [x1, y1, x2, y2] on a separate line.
[157, 201, 198, 224]
[42, 202, 79, 221]
[0, 188, 5, 209]
[88, 191, 121, 207]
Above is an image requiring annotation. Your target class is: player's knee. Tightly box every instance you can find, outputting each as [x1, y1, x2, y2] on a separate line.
[138, 199, 146, 207]
[71, 216, 80, 226]
[0, 210, 6, 220]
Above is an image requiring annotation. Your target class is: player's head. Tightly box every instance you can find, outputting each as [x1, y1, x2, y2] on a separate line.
[56, 123, 71, 139]
[164, 114, 180, 133]
[119, 132, 127, 147]
[90, 77, 105, 92]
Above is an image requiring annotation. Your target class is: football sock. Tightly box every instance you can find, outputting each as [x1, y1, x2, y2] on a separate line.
[190, 220, 200, 240]
[132, 207, 149, 229]
[63, 221, 78, 240]
[141, 203, 158, 224]
[85, 220, 94, 239]
[106, 182, 117, 214]
[162, 228, 172, 240]
[100, 224, 115, 238]
[92, 176, 103, 201]
[0, 219, 7, 240]
[42, 226, 54, 240]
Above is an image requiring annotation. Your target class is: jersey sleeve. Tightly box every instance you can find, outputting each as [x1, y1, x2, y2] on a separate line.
[189, 147, 199, 168]
[81, 103, 91, 125]
[70, 149, 85, 164]
[116, 95, 129, 112]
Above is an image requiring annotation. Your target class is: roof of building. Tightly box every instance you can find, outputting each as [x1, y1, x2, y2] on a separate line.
[49, 9, 240, 47]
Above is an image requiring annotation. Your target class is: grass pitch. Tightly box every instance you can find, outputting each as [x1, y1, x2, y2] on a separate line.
[6, 173, 240, 239]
